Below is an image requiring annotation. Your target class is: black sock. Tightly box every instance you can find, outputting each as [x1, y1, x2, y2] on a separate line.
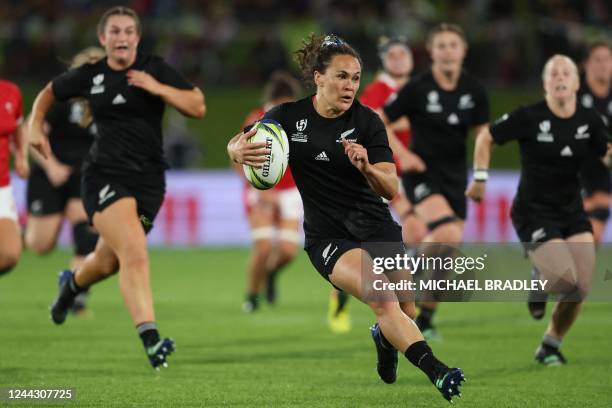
[335, 291, 349, 316]
[68, 273, 85, 294]
[416, 307, 435, 328]
[404, 341, 448, 384]
[137, 322, 160, 349]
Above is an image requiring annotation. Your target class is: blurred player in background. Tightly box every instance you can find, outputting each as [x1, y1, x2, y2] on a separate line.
[0, 79, 29, 276]
[528, 41, 612, 319]
[24, 47, 104, 314]
[239, 71, 303, 313]
[578, 41, 612, 243]
[326, 36, 429, 334]
[228, 33, 465, 403]
[467, 55, 610, 365]
[29, 6, 205, 369]
[381, 23, 490, 340]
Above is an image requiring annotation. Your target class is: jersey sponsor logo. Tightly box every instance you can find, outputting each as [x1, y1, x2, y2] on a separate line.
[98, 184, 116, 205]
[414, 183, 431, 201]
[315, 151, 330, 161]
[531, 228, 546, 242]
[560, 145, 573, 157]
[447, 113, 459, 125]
[536, 120, 554, 142]
[426, 90, 442, 113]
[458, 94, 474, 109]
[581, 94, 594, 108]
[296, 119, 308, 132]
[4, 101, 13, 114]
[112, 93, 127, 105]
[90, 74, 105, 94]
[575, 124, 590, 139]
[322, 243, 338, 266]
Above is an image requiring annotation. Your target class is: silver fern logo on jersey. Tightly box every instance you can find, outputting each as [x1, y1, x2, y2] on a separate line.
[90, 74, 105, 94]
[575, 124, 590, 139]
[537, 120, 553, 142]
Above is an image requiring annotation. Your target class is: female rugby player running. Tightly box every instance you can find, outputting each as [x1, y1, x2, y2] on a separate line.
[0, 79, 28, 276]
[467, 55, 610, 366]
[380, 23, 490, 340]
[29, 6, 205, 369]
[228, 33, 464, 402]
[25, 47, 104, 314]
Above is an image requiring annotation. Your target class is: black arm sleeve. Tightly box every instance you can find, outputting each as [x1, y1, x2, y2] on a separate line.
[589, 109, 610, 157]
[472, 84, 490, 126]
[383, 81, 416, 123]
[52, 67, 89, 101]
[489, 106, 528, 145]
[151, 58, 194, 90]
[365, 111, 394, 164]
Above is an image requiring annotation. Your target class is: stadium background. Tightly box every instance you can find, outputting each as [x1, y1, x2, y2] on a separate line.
[1, 2, 612, 407]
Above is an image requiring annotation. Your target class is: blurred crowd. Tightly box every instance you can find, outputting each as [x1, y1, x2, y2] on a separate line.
[1, 0, 611, 87]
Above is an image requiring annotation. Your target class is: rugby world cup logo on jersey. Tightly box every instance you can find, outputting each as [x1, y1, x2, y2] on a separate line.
[575, 124, 590, 139]
[90, 74, 105, 94]
[426, 91, 442, 113]
[291, 118, 309, 142]
[536, 120, 554, 142]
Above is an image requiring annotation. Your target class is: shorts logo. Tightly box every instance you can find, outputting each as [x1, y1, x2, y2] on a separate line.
[139, 215, 153, 228]
[296, 119, 308, 132]
[30, 200, 43, 214]
[574, 124, 589, 139]
[98, 184, 116, 205]
[322, 243, 338, 266]
[536, 120, 554, 142]
[426, 91, 442, 113]
[531, 228, 546, 242]
[414, 183, 431, 201]
[90, 74, 105, 94]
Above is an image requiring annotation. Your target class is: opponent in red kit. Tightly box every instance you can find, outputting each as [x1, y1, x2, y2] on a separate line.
[238, 71, 303, 313]
[0, 79, 29, 276]
[326, 37, 427, 333]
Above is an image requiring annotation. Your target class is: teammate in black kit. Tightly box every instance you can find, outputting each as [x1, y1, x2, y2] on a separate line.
[380, 23, 490, 339]
[228, 33, 464, 403]
[578, 41, 612, 243]
[467, 55, 610, 366]
[28, 6, 205, 369]
[25, 47, 103, 314]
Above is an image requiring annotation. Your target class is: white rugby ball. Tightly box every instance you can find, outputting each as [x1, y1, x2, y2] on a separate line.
[243, 119, 289, 190]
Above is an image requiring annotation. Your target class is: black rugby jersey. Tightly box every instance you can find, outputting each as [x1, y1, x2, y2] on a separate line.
[578, 77, 612, 128]
[490, 101, 609, 220]
[263, 96, 397, 245]
[383, 69, 489, 164]
[44, 100, 95, 167]
[52, 53, 194, 175]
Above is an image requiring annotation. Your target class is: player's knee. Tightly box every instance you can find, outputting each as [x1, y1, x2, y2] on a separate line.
[429, 218, 462, 243]
[253, 239, 273, 259]
[73, 221, 98, 256]
[278, 240, 298, 263]
[25, 234, 55, 255]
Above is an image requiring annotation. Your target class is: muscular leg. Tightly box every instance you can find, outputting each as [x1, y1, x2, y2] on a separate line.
[66, 198, 97, 270]
[245, 202, 275, 307]
[583, 192, 610, 245]
[91, 198, 154, 324]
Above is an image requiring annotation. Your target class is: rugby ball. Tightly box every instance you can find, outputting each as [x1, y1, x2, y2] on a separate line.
[243, 119, 289, 190]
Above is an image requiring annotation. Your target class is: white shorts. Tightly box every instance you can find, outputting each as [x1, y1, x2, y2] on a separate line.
[0, 185, 18, 221]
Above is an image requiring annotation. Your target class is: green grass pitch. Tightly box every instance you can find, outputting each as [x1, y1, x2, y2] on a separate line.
[1, 248, 611, 407]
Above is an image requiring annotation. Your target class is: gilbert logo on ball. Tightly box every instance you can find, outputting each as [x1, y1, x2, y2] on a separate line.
[243, 119, 289, 190]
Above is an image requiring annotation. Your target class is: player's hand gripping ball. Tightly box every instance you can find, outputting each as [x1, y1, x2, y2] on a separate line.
[243, 119, 289, 190]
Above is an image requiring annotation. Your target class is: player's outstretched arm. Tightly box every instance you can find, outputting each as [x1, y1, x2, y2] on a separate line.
[126, 70, 206, 118]
[28, 82, 55, 159]
[466, 125, 493, 202]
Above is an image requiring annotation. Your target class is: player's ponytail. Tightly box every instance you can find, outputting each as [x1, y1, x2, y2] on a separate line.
[294, 33, 362, 88]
